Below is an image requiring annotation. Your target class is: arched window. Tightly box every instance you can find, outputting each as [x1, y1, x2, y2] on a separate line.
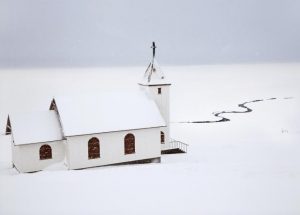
[161, 131, 165, 144]
[88, 137, 100, 159]
[40, 145, 52, 160]
[124, 133, 135, 154]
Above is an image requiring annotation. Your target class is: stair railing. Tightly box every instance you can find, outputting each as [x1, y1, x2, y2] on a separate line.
[169, 138, 188, 153]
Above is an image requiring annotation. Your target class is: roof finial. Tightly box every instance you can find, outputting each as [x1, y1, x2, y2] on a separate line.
[151, 42, 156, 60]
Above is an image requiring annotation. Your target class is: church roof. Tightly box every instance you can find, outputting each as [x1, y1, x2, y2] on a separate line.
[9, 110, 64, 145]
[139, 59, 171, 86]
[53, 90, 166, 137]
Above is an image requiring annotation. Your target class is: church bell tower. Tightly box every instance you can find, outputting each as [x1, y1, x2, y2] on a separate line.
[139, 42, 171, 149]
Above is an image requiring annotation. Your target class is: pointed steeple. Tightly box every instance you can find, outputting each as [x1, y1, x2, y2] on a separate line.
[140, 42, 170, 86]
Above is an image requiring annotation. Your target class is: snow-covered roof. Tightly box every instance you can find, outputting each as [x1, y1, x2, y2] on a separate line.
[9, 110, 64, 145]
[139, 59, 171, 86]
[53, 90, 166, 137]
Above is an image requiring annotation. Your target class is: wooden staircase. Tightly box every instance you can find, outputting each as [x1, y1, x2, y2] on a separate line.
[161, 138, 188, 154]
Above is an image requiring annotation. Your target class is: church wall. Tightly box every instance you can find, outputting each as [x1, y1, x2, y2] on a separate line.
[12, 140, 65, 173]
[65, 127, 164, 170]
[140, 85, 170, 150]
[151, 85, 170, 124]
[140, 85, 170, 124]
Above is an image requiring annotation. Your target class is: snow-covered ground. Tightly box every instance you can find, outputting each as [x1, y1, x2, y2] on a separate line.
[0, 63, 300, 215]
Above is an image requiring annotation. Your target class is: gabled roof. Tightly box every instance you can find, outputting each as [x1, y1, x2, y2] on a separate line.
[53, 90, 166, 137]
[139, 59, 171, 86]
[9, 110, 64, 145]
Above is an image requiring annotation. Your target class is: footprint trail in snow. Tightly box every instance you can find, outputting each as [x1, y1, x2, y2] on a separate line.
[177, 97, 294, 124]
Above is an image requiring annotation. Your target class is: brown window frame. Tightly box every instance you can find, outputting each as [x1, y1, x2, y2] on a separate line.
[160, 131, 165, 144]
[158, 88, 161, 94]
[40, 144, 52, 160]
[88, 137, 100, 159]
[124, 133, 135, 155]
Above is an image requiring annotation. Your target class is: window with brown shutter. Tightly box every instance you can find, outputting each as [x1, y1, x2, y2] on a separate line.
[160, 131, 165, 144]
[88, 137, 100, 159]
[124, 133, 135, 154]
[158, 88, 161, 94]
[40, 145, 52, 160]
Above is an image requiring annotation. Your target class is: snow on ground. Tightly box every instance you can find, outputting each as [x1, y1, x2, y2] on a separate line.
[0, 63, 300, 215]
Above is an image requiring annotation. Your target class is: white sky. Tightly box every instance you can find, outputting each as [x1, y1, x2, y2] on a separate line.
[0, 0, 300, 67]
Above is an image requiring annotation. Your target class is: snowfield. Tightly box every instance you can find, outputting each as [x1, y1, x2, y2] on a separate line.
[0, 63, 300, 215]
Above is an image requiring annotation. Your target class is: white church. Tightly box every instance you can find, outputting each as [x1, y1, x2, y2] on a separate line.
[5, 42, 187, 173]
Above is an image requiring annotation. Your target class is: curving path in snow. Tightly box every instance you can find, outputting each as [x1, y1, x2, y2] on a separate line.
[178, 97, 293, 124]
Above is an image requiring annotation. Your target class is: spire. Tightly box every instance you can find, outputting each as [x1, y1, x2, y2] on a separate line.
[140, 42, 170, 85]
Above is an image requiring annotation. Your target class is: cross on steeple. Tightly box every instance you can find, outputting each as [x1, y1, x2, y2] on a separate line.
[151, 42, 156, 59]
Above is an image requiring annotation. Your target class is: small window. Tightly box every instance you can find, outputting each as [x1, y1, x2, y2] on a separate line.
[124, 133, 135, 154]
[158, 88, 161, 94]
[88, 137, 100, 159]
[160, 131, 165, 144]
[40, 145, 52, 160]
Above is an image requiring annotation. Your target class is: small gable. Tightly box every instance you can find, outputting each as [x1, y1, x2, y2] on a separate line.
[5, 116, 11, 135]
[49, 99, 57, 111]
